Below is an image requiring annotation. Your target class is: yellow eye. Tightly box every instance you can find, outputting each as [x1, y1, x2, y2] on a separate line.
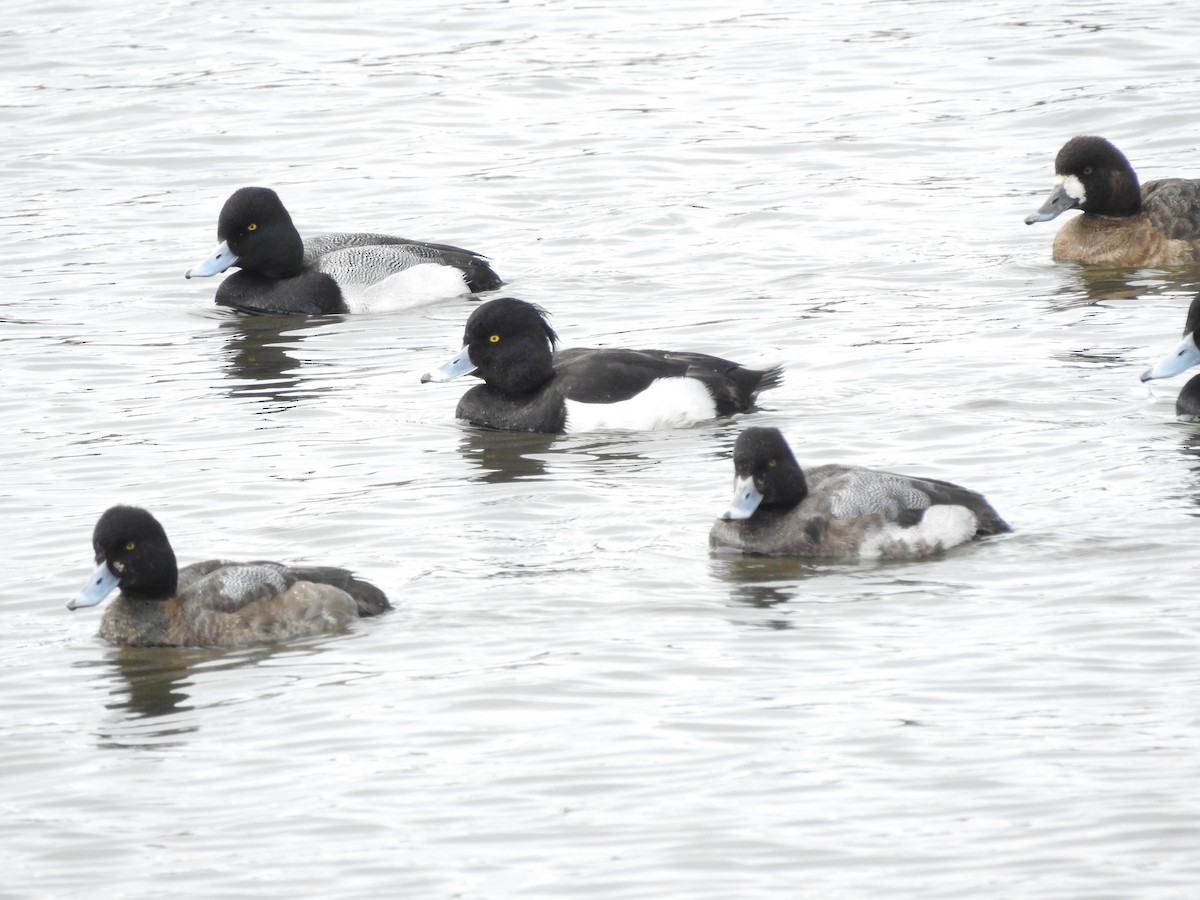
[125, 542, 136, 551]
[1082, 167, 1092, 176]
[489, 334, 500, 343]
[767, 460, 776, 468]
[247, 223, 257, 232]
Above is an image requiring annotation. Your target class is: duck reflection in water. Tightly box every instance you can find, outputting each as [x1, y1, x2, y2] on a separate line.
[1040, 268, 1200, 312]
[709, 554, 842, 631]
[87, 644, 311, 749]
[102, 647, 196, 720]
[455, 428, 676, 484]
[456, 427, 557, 484]
[76, 647, 201, 749]
[220, 314, 335, 410]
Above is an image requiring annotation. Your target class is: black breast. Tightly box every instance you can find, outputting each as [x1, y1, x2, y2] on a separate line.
[215, 270, 348, 315]
[456, 384, 567, 432]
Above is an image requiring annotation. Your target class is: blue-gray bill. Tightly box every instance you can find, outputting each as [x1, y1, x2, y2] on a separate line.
[185, 240, 239, 279]
[420, 346, 478, 383]
[68, 561, 120, 610]
[722, 475, 763, 521]
[1142, 333, 1200, 382]
[1024, 183, 1079, 225]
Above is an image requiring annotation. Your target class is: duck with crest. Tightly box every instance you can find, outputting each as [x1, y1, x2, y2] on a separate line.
[421, 297, 782, 433]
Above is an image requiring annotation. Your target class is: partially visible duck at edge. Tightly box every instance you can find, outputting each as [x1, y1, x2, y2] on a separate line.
[709, 427, 1011, 559]
[68, 505, 391, 647]
[421, 297, 783, 433]
[1141, 292, 1200, 421]
[1025, 136, 1200, 267]
[185, 186, 503, 315]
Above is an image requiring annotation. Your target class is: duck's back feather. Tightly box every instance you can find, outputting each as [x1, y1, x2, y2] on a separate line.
[1142, 179, 1200, 242]
[304, 233, 502, 292]
[554, 348, 781, 414]
[807, 465, 1010, 535]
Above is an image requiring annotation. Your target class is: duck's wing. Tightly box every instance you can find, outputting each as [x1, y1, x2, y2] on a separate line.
[176, 559, 231, 594]
[305, 232, 480, 258]
[811, 465, 1009, 536]
[304, 233, 502, 291]
[180, 561, 390, 618]
[304, 232, 410, 259]
[1142, 179, 1200, 241]
[552, 349, 689, 403]
[553, 348, 781, 412]
[892, 472, 1010, 535]
[806, 465, 930, 520]
[179, 561, 297, 614]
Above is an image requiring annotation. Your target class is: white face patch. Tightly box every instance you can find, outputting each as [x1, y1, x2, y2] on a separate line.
[563, 377, 718, 432]
[1056, 173, 1086, 203]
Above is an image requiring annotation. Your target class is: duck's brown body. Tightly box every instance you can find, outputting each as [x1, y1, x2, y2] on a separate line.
[1051, 181, 1200, 266]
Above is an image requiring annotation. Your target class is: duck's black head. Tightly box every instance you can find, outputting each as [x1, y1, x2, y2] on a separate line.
[90, 505, 179, 601]
[1053, 136, 1142, 218]
[462, 297, 560, 395]
[217, 187, 305, 279]
[722, 427, 807, 520]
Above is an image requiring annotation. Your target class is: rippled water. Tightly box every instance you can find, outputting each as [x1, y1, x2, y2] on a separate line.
[6, 1, 1200, 896]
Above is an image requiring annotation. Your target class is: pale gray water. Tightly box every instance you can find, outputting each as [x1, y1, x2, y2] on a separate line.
[4, 1, 1200, 896]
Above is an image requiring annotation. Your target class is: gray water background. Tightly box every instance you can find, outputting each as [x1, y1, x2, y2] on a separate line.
[4, 1, 1200, 896]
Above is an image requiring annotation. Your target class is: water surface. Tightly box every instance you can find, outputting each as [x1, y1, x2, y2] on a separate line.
[4, 1, 1200, 896]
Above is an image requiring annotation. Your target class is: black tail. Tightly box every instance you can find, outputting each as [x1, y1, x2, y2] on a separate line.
[713, 363, 783, 416]
[971, 503, 1011, 537]
[465, 257, 504, 293]
[407, 239, 504, 293]
[344, 576, 392, 617]
[750, 365, 785, 398]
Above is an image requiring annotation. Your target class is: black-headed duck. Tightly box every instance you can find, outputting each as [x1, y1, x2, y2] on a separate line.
[709, 427, 1010, 559]
[68, 505, 390, 647]
[1025, 136, 1200, 266]
[420, 297, 783, 433]
[185, 187, 502, 314]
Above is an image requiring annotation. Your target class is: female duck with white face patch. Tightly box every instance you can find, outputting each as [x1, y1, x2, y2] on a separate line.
[1025, 136, 1200, 266]
[69, 505, 390, 647]
[185, 187, 502, 315]
[710, 427, 1010, 560]
[421, 297, 782, 433]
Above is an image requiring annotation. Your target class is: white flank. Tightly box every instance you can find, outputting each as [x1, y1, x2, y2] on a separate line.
[1057, 173, 1086, 203]
[563, 377, 717, 432]
[858, 504, 977, 560]
[340, 264, 468, 314]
